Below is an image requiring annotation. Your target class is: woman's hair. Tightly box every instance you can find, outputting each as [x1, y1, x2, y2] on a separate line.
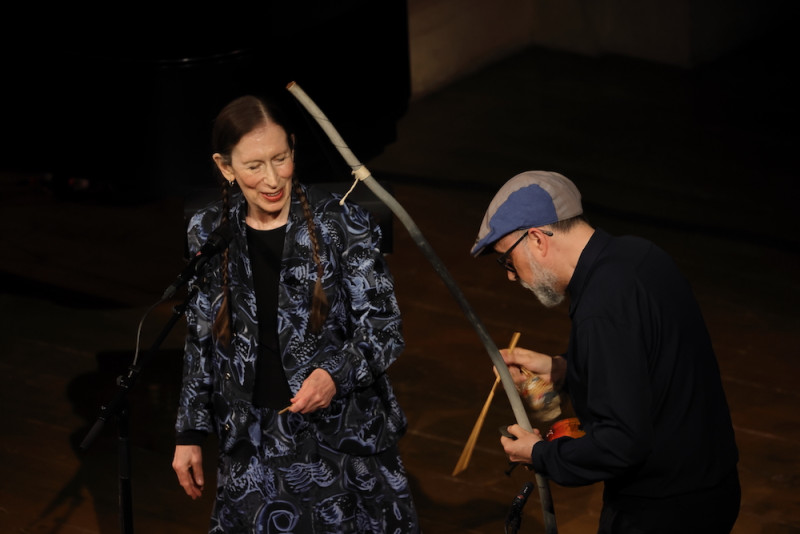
[211, 95, 295, 164]
[211, 95, 329, 347]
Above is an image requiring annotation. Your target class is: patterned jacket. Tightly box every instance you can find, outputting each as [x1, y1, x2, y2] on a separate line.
[175, 183, 407, 455]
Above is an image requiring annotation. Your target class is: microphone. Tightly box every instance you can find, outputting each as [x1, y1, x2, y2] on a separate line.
[162, 223, 234, 299]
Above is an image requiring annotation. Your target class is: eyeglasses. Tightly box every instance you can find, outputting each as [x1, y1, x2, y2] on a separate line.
[496, 228, 553, 274]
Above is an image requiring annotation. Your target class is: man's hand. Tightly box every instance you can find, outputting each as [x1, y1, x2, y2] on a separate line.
[500, 346, 554, 387]
[501, 424, 544, 464]
[172, 445, 204, 500]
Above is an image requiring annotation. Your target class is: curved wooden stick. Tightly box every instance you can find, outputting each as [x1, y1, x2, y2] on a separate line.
[286, 81, 557, 534]
[452, 332, 520, 476]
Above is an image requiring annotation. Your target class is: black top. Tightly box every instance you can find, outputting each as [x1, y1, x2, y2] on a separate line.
[246, 224, 293, 409]
[532, 229, 738, 507]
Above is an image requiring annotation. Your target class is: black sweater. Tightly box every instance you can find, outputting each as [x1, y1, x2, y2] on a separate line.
[532, 229, 738, 507]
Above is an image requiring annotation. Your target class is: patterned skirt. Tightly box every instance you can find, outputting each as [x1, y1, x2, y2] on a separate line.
[208, 409, 420, 533]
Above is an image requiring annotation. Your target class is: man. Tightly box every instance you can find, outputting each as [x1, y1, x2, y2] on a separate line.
[471, 171, 740, 533]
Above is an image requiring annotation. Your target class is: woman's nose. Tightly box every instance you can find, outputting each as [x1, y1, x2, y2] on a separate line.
[261, 164, 280, 186]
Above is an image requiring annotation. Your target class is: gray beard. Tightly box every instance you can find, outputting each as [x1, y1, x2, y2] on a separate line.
[520, 255, 565, 308]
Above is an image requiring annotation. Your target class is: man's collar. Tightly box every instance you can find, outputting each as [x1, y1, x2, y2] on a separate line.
[567, 228, 610, 316]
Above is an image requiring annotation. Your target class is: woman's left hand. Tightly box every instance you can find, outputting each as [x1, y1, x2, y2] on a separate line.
[286, 368, 336, 414]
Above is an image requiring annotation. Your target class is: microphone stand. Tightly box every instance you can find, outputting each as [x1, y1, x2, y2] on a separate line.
[505, 482, 534, 534]
[80, 287, 196, 534]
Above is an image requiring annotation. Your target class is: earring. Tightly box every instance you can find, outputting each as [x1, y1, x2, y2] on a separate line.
[227, 179, 235, 187]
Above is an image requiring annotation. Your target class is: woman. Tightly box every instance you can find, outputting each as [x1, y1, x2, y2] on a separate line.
[172, 94, 419, 533]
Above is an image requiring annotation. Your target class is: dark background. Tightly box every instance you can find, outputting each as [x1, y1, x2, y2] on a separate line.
[3, 1, 410, 199]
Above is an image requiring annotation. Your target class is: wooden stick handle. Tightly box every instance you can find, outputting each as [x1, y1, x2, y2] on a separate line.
[452, 332, 520, 476]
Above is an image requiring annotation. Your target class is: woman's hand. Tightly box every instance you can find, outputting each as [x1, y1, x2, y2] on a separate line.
[172, 445, 204, 500]
[285, 368, 336, 414]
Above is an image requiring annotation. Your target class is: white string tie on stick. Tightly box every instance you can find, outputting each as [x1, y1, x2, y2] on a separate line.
[339, 165, 372, 205]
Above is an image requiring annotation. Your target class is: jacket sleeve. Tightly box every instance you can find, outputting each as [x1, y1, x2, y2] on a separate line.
[174, 215, 217, 439]
[314, 202, 405, 397]
[532, 296, 654, 486]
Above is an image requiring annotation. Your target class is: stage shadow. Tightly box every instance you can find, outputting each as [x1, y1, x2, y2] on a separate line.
[29, 348, 184, 533]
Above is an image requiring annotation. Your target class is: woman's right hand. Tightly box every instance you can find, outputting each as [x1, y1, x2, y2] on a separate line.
[172, 445, 204, 500]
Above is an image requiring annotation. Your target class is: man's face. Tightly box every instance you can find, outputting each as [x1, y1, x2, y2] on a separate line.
[519, 248, 565, 308]
[495, 229, 565, 308]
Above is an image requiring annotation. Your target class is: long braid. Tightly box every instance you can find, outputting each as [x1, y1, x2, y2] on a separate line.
[295, 182, 329, 334]
[212, 181, 233, 347]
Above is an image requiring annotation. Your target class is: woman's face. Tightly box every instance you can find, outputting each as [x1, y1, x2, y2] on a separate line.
[214, 121, 295, 228]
